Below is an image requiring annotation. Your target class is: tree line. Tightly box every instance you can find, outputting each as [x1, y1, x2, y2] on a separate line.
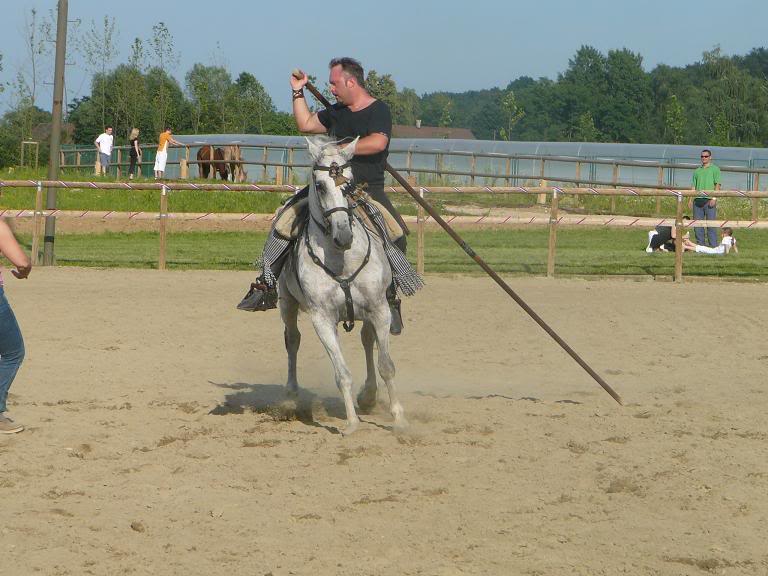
[1, 10, 767, 170]
[398, 45, 768, 146]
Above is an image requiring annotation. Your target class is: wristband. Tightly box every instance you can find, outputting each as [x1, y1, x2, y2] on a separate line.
[292, 89, 304, 101]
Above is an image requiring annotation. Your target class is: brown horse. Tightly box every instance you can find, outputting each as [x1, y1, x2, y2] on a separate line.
[222, 145, 248, 183]
[197, 145, 228, 180]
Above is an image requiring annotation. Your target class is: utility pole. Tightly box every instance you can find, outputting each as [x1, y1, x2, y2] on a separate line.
[43, 0, 67, 265]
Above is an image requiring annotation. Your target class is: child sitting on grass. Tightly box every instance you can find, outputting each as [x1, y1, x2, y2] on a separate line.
[683, 227, 737, 255]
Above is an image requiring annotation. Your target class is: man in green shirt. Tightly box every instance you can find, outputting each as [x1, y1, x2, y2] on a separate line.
[691, 149, 721, 247]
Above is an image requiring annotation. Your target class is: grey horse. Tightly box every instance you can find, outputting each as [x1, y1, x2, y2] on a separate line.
[278, 136, 407, 435]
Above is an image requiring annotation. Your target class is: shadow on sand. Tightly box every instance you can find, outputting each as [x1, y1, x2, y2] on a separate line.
[206, 381, 347, 434]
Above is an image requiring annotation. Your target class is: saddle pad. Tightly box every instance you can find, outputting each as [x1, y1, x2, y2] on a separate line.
[273, 197, 403, 243]
[273, 198, 309, 240]
[356, 199, 404, 242]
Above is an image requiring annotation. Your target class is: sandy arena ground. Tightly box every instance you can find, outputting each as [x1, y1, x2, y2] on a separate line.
[2, 268, 768, 575]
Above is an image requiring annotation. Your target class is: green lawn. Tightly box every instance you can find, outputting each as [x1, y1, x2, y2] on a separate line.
[12, 227, 768, 279]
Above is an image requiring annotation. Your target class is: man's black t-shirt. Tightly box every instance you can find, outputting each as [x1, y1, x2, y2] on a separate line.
[317, 100, 392, 190]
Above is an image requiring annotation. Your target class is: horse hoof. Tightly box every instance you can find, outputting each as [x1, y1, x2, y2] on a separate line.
[340, 421, 360, 436]
[357, 395, 377, 414]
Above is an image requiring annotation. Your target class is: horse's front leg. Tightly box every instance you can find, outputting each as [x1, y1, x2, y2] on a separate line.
[310, 313, 359, 435]
[280, 292, 301, 399]
[357, 321, 378, 413]
[371, 305, 407, 431]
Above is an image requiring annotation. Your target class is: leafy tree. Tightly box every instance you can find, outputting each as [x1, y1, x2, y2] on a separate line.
[77, 16, 119, 128]
[185, 64, 232, 133]
[146, 66, 189, 134]
[601, 49, 653, 142]
[572, 111, 601, 142]
[147, 22, 179, 131]
[0, 105, 52, 168]
[663, 95, 685, 144]
[499, 89, 525, 140]
[224, 72, 274, 133]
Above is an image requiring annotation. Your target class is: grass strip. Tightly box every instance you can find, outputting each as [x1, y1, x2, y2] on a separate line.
[11, 227, 768, 278]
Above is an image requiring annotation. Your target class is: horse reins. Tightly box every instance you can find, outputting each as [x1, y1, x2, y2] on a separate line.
[305, 160, 372, 332]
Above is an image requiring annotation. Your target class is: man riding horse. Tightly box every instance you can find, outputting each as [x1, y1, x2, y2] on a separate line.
[237, 57, 415, 334]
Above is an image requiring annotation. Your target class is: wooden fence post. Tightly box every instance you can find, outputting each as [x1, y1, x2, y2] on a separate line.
[208, 146, 215, 179]
[656, 166, 663, 215]
[610, 162, 618, 213]
[410, 176, 425, 275]
[537, 158, 547, 205]
[262, 147, 268, 182]
[288, 148, 294, 184]
[406, 150, 412, 179]
[116, 148, 122, 179]
[470, 154, 476, 186]
[674, 194, 684, 283]
[547, 188, 559, 278]
[505, 157, 511, 186]
[752, 172, 760, 222]
[31, 181, 43, 266]
[159, 184, 168, 270]
[179, 158, 188, 179]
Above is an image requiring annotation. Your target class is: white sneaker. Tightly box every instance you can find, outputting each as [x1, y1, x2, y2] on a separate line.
[646, 231, 657, 253]
[0, 414, 24, 434]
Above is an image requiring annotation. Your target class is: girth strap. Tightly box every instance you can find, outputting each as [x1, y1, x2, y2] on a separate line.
[303, 218, 372, 332]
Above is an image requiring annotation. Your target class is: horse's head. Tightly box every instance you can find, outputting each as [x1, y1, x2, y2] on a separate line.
[306, 136, 358, 250]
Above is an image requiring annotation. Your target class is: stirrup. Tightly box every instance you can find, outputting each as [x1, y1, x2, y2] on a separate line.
[236, 280, 278, 312]
[388, 297, 403, 336]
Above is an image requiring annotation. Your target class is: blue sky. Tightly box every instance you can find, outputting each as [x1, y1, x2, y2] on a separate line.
[1, 0, 767, 114]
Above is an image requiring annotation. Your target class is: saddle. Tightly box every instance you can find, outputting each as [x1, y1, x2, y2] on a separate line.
[273, 196, 404, 242]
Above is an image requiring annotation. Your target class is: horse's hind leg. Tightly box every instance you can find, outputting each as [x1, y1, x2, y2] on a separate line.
[310, 314, 359, 435]
[280, 293, 301, 399]
[357, 321, 378, 413]
[372, 311, 407, 431]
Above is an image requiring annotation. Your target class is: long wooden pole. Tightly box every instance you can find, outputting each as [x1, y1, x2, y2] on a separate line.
[43, 0, 68, 265]
[295, 70, 623, 405]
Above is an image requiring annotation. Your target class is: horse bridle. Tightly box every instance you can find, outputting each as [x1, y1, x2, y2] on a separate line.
[306, 160, 371, 332]
[311, 161, 357, 234]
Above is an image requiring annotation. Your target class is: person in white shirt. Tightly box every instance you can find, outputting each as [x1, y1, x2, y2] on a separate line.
[94, 126, 114, 176]
[683, 227, 738, 255]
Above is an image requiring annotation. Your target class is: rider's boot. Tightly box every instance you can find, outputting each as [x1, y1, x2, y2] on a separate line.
[237, 275, 278, 312]
[387, 284, 403, 336]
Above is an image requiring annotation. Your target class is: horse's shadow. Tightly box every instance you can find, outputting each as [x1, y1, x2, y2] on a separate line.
[207, 381, 346, 434]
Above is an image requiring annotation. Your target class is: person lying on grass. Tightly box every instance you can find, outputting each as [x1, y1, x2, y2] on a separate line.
[683, 227, 738, 255]
[645, 217, 690, 253]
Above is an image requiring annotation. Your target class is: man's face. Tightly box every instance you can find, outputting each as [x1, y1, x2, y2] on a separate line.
[106, 128, 113, 135]
[328, 65, 351, 104]
[701, 151, 711, 166]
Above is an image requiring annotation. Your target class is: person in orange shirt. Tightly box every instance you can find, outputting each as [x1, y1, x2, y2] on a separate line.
[153, 127, 182, 179]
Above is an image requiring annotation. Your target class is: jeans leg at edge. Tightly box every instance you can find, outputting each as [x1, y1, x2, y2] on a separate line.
[0, 288, 25, 413]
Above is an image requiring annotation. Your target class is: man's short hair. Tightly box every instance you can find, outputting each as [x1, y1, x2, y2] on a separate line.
[329, 57, 365, 89]
[105, 126, 113, 131]
[702, 149, 712, 156]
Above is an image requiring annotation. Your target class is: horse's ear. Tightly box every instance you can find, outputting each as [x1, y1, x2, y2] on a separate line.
[342, 137, 359, 161]
[305, 137, 322, 161]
